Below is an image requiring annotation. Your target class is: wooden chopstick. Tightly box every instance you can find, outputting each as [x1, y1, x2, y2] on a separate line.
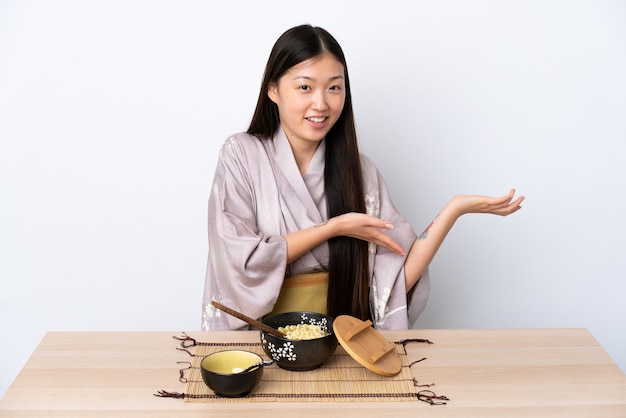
[211, 301, 286, 338]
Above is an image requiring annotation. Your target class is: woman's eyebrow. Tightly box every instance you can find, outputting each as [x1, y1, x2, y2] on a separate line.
[292, 75, 345, 81]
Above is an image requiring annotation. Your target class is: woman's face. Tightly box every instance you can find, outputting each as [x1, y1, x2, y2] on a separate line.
[268, 53, 346, 151]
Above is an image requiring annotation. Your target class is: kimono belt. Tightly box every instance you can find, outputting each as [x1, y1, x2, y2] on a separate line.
[269, 272, 329, 316]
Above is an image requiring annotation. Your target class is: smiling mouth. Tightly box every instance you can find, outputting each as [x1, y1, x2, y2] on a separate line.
[306, 116, 327, 123]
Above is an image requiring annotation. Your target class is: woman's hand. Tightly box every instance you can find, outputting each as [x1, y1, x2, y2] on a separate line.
[447, 188, 524, 217]
[283, 212, 404, 263]
[404, 188, 524, 291]
[331, 213, 405, 256]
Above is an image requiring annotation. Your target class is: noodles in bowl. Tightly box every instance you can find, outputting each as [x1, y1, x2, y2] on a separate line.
[260, 311, 338, 371]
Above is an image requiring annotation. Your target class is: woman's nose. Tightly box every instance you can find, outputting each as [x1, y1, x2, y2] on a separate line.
[311, 91, 328, 111]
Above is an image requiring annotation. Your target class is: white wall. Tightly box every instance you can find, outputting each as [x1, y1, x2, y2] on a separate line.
[1, 0, 624, 397]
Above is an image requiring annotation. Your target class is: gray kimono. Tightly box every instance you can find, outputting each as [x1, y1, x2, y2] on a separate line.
[201, 129, 430, 330]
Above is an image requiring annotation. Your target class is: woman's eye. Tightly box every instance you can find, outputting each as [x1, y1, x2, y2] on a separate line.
[329, 85, 341, 91]
[299, 85, 310, 91]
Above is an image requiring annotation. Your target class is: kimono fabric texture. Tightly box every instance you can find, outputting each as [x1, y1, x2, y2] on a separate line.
[201, 129, 430, 331]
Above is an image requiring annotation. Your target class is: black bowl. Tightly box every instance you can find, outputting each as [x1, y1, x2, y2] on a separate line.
[260, 311, 338, 371]
[200, 350, 264, 397]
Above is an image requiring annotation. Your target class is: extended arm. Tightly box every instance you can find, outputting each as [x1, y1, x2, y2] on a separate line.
[403, 189, 524, 291]
[283, 214, 405, 264]
[283, 189, 523, 291]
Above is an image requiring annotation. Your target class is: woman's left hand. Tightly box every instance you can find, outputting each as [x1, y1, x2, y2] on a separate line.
[404, 188, 524, 291]
[448, 188, 524, 217]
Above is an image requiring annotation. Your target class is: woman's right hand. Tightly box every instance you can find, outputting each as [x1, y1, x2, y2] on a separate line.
[284, 212, 405, 263]
[330, 213, 406, 256]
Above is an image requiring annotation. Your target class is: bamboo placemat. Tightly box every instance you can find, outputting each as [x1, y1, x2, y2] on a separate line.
[178, 339, 421, 403]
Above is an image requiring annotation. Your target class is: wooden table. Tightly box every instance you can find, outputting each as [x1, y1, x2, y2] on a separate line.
[1, 329, 625, 417]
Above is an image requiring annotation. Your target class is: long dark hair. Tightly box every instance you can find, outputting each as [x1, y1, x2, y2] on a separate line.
[248, 25, 370, 320]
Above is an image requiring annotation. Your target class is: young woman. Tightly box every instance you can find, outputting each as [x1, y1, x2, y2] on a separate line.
[201, 24, 523, 330]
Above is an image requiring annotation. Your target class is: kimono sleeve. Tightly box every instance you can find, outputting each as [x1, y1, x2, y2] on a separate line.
[361, 154, 431, 329]
[201, 135, 288, 330]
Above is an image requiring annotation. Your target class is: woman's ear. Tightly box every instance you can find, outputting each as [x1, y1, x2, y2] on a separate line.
[267, 83, 279, 104]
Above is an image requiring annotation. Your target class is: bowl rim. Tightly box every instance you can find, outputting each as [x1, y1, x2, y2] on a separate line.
[261, 311, 336, 341]
[201, 349, 263, 376]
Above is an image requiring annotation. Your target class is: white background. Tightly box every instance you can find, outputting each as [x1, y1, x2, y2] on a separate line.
[1, 0, 625, 397]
